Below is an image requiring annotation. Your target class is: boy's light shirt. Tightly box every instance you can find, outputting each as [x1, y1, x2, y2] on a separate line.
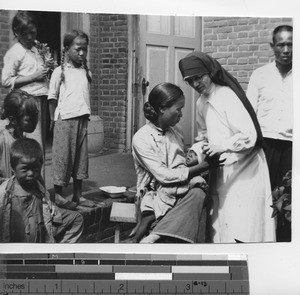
[1, 42, 49, 96]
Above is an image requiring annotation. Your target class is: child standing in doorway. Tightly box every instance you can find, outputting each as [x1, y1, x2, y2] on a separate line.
[1, 11, 52, 180]
[48, 30, 92, 210]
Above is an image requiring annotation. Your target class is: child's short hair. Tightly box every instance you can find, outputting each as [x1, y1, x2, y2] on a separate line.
[12, 11, 37, 37]
[0, 89, 39, 123]
[10, 138, 43, 170]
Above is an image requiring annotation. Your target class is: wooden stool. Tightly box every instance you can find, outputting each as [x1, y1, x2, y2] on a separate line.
[110, 202, 137, 243]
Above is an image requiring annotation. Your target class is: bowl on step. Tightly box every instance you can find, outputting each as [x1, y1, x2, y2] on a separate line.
[99, 186, 127, 198]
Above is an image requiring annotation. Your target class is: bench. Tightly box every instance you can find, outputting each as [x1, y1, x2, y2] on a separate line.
[110, 202, 137, 242]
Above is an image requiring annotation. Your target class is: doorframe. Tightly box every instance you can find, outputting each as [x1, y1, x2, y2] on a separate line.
[126, 15, 202, 149]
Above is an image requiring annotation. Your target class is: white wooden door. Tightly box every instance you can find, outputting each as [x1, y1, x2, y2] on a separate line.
[137, 15, 201, 147]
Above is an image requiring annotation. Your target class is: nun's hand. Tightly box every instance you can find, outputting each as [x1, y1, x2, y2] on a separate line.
[202, 142, 225, 157]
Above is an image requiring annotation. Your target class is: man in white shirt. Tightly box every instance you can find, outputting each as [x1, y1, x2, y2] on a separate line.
[247, 25, 292, 242]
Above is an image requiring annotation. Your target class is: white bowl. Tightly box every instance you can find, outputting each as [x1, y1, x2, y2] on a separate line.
[99, 186, 127, 198]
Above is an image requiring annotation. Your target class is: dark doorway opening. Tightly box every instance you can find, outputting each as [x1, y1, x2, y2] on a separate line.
[31, 11, 61, 145]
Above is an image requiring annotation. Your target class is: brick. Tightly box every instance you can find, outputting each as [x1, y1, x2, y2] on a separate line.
[204, 28, 213, 34]
[254, 51, 273, 57]
[248, 57, 258, 64]
[212, 40, 233, 46]
[204, 34, 217, 40]
[259, 57, 270, 63]
[237, 58, 248, 64]
[238, 32, 248, 38]
[228, 32, 238, 39]
[232, 38, 253, 45]
[233, 52, 251, 58]
[212, 52, 232, 59]
[227, 58, 237, 65]
[249, 44, 259, 51]
[214, 27, 232, 34]
[259, 18, 270, 24]
[248, 18, 259, 25]
[259, 30, 270, 37]
[255, 24, 267, 30]
[204, 41, 213, 46]
[219, 46, 228, 52]
[237, 71, 248, 77]
[228, 19, 238, 26]
[228, 45, 238, 51]
[270, 18, 282, 23]
[259, 44, 271, 51]
[233, 25, 253, 32]
[218, 33, 229, 40]
[238, 45, 249, 51]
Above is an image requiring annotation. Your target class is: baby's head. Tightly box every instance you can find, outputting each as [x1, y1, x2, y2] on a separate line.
[10, 138, 43, 189]
[1, 89, 39, 134]
[186, 141, 207, 166]
[186, 149, 198, 167]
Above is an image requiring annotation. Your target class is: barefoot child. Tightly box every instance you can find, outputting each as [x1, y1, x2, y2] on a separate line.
[0, 138, 83, 243]
[48, 30, 92, 210]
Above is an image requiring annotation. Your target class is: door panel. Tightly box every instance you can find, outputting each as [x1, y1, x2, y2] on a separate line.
[138, 15, 201, 147]
[147, 46, 169, 89]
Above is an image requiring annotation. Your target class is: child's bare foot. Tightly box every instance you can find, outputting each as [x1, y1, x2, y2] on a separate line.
[140, 234, 160, 243]
[78, 196, 96, 208]
[128, 222, 141, 238]
[55, 194, 78, 210]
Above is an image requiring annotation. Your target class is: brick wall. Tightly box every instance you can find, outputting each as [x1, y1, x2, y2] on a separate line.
[90, 13, 129, 152]
[0, 10, 10, 101]
[202, 17, 293, 91]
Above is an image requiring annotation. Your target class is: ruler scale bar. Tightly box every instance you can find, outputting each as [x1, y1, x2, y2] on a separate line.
[0, 253, 249, 294]
[0, 279, 250, 294]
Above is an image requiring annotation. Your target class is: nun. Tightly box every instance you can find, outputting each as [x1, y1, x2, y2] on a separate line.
[179, 51, 275, 243]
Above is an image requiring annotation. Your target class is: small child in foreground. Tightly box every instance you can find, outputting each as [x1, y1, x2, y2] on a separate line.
[0, 138, 83, 243]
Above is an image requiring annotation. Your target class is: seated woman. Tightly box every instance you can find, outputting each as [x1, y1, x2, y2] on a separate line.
[131, 82, 220, 243]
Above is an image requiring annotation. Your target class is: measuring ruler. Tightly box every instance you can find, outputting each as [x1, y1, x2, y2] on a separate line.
[0, 253, 249, 294]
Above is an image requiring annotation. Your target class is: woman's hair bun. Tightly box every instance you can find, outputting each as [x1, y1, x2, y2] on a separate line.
[143, 101, 158, 122]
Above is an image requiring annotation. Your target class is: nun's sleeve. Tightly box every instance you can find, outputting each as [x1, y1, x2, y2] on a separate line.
[220, 88, 257, 153]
